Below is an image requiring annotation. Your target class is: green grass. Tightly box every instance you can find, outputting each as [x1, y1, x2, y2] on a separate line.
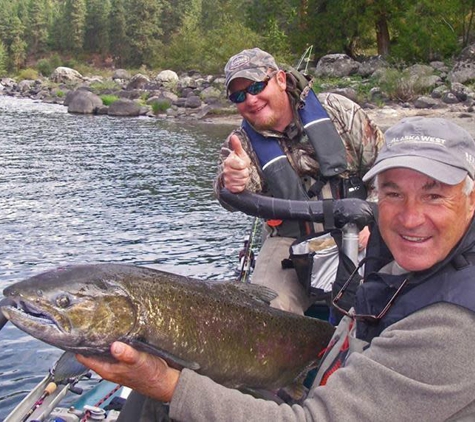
[375, 68, 430, 102]
[89, 80, 122, 93]
[151, 100, 171, 114]
[17, 68, 39, 81]
[100, 94, 119, 106]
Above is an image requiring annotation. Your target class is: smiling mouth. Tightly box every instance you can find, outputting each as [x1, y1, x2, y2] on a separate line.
[249, 103, 266, 114]
[401, 235, 430, 243]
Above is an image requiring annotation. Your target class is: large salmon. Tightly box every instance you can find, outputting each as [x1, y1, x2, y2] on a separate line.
[1, 263, 334, 392]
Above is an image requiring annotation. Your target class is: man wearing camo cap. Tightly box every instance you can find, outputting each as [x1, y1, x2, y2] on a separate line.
[224, 47, 280, 89]
[214, 47, 384, 317]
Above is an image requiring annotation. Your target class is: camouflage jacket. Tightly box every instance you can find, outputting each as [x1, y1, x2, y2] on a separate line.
[214, 91, 384, 208]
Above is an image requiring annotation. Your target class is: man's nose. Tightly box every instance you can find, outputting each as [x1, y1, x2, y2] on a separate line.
[243, 92, 259, 106]
[398, 199, 426, 228]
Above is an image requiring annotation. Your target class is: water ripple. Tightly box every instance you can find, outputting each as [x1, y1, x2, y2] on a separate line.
[0, 96, 257, 418]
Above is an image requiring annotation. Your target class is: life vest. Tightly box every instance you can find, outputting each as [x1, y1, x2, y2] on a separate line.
[313, 219, 475, 387]
[244, 88, 347, 179]
[242, 82, 350, 237]
[314, 254, 475, 387]
[355, 250, 475, 342]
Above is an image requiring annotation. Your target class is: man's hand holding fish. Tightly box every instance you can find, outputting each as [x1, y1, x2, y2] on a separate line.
[77, 341, 180, 403]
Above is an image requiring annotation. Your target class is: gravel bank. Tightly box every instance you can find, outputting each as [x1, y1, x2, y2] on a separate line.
[202, 104, 475, 136]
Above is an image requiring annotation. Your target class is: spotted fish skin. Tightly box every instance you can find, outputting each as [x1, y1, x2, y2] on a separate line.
[2, 263, 334, 391]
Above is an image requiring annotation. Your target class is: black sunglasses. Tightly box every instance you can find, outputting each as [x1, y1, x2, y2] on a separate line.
[332, 258, 409, 322]
[228, 72, 277, 104]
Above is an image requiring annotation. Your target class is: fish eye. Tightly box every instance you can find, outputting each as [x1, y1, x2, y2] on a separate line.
[55, 294, 71, 308]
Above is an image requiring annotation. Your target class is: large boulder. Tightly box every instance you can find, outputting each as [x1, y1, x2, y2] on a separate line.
[449, 62, 475, 84]
[67, 90, 103, 114]
[126, 73, 150, 90]
[50, 67, 83, 84]
[155, 70, 179, 86]
[357, 56, 387, 77]
[448, 44, 475, 84]
[112, 69, 131, 80]
[17, 79, 36, 93]
[413, 96, 440, 109]
[315, 54, 360, 78]
[185, 95, 202, 109]
[406, 64, 442, 91]
[108, 98, 141, 116]
[200, 86, 222, 103]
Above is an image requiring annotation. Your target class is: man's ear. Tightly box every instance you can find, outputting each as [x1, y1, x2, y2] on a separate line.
[276, 70, 287, 90]
[468, 187, 475, 214]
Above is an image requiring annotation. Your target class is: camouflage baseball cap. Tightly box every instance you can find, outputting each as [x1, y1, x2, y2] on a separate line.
[224, 48, 279, 89]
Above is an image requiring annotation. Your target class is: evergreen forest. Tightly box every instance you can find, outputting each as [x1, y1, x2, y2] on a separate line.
[0, 0, 475, 77]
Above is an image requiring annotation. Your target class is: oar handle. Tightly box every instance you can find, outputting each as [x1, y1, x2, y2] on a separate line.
[219, 189, 376, 229]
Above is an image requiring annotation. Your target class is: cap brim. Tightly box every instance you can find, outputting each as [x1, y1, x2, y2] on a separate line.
[225, 69, 267, 89]
[362, 156, 468, 185]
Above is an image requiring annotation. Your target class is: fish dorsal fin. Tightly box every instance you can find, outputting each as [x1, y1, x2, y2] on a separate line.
[126, 339, 200, 371]
[231, 282, 278, 305]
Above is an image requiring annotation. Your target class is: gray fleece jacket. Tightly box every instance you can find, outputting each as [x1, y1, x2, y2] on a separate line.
[169, 302, 475, 421]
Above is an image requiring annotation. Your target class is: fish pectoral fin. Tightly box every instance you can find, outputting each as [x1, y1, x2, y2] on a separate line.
[126, 339, 201, 371]
[53, 351, 90, 382]
[278, 374, 309, 403]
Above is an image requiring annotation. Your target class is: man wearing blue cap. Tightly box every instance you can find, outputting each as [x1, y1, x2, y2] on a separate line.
[80, 116, 475, 421]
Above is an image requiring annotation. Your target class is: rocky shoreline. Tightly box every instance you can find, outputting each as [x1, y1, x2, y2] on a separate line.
[363, 104, 475, 134]
[3, 51, 475, 136]
[192, 101, 475, 136]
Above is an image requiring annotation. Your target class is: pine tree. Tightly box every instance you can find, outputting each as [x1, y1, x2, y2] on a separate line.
[8, 15, 27, 70]
[27, 0, 50, 57]
[85, 0, 111, 54]
[109, 0, 128, 65]
[161, 0, 188, 44]
[125, 0, 163, 67]
[0, 0, 15, 43]
[63, 0, 86, 53]
[0, 41, 7, 75]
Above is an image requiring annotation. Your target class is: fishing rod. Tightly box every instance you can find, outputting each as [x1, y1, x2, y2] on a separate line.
[296, 45, 314, 74]
[237, 217, 259, 283]
[4, 349, 128, 421]
[4, 352, 90, 422]
[20, 381, 58, 422]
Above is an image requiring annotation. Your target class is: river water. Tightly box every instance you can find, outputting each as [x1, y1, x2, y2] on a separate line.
[0, 96, 257, 418]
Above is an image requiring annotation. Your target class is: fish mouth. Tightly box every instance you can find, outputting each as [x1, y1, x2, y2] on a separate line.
[1, 300, 65, 333]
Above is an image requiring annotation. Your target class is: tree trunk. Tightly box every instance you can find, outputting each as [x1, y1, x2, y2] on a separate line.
[375, 14, 390, 57]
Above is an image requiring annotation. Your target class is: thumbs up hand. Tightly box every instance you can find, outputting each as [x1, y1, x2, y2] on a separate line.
[223, 135, 251, 193]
